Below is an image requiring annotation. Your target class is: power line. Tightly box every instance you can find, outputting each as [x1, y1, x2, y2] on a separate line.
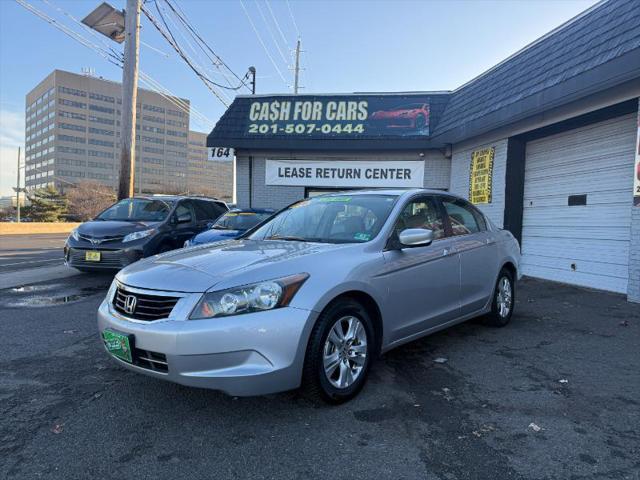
[15, 0, 122, 67]
[161, 0, 252, 92]
[286, 0, 301, 38]
[239, 0, 288, 85]
[138, 71, 214, 128]
[154, 0, 232, 104]
[266, 0, 291, 51]
[255, 0, 289, 66]
[14, 0, 214, 129]
[141, 2, 230, 106]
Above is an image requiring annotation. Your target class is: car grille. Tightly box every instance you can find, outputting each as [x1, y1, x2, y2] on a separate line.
[78, 233, 125, 244]
[133, 348, 168, 373]
[68, 248, 126, 268]
[113, 286, 180, 321]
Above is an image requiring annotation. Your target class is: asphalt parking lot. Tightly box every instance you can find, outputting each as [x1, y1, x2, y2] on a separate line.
[0, 234, 67, 272]
[0, 274, 638, 480]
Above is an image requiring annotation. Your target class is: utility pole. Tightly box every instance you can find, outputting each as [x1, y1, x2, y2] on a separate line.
[118, 0, 141, 200]
[249, 66, 256, 94]
[293, 38, 301, 94]
[16, 147, 21, 223]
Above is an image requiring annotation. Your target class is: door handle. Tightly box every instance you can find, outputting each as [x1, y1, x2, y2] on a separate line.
[443, 248, 451, 256]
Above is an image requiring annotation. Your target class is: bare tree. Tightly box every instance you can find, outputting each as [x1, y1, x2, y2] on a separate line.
[66, 181, 116, 221]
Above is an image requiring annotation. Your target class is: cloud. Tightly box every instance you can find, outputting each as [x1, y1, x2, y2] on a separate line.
[0, 108, 24, 196]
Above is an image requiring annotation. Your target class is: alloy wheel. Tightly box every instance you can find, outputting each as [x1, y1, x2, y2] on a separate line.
[323, 316, 368, 389]
[496, 276, 513, 318]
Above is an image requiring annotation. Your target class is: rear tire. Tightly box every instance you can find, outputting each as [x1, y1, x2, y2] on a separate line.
[483, 268, 515, 327]
[302, 299, 374, 404]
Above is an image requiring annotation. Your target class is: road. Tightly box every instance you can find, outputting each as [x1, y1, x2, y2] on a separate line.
[0, 234, 68, 272]
[1, 275, 639, 479]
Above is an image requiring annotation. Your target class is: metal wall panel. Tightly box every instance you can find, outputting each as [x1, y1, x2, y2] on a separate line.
[521, 114, 636, 293]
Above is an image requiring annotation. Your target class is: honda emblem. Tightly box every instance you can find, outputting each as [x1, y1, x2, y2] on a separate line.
[124, 295, 137, 315]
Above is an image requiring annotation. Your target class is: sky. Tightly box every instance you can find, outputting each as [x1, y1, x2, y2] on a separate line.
[0, 0, 600, 196]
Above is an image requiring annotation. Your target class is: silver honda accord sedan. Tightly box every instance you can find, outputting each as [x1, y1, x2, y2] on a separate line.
[98, 189, 520, 403]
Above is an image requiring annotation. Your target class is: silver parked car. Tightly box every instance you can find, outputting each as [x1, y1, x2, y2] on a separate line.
[98, 189, 520, 403]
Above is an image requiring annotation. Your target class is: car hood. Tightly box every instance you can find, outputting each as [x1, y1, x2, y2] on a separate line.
[77, 220, 159, 237]
[116, 239, 345, 293]
[191, 228, 243, 244]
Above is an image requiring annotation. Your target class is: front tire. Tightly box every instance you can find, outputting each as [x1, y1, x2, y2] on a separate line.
[302, 299, 374, 404]
[484, 268, 515, 327]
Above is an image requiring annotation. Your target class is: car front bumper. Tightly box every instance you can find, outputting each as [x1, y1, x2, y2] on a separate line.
[65, 246, 143, 270]
[97, 296, 316, 396]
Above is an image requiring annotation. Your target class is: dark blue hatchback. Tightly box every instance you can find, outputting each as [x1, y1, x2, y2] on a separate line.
[184, 208, 275, 247]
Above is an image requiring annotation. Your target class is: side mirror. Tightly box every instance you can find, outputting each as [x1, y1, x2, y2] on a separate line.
[398, 228, 434, 248]
[177, 213, 192, 224]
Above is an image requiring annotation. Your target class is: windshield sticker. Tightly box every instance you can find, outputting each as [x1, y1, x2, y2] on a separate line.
[354, 232, 371, 241]
[316, 196, 352, 203]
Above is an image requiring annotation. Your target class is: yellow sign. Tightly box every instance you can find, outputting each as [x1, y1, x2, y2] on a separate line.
[469, 147, 495, 204]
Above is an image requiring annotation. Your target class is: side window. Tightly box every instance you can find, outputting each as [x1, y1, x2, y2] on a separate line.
[174, 202, 193, 223]
[441, 198, 483, 236]
[394, 197, 445, 240]
[206, 201, 228, 220]
[192, 200, 221, 222]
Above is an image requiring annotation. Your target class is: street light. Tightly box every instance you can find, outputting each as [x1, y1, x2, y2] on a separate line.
[81, 2, 125, 43]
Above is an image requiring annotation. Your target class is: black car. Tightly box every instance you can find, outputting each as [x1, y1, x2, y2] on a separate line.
[64, 195, 228, 271]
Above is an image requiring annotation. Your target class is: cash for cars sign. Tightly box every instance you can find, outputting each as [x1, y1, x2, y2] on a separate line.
[265, 160, 425, 188]
[469, 147, 495, 204]
[246, 96, 431, 138]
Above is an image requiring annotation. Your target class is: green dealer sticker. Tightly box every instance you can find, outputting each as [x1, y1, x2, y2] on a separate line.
[102, 329, 133, 363]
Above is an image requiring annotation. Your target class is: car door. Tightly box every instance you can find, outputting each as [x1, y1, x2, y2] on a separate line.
[171, 200, 198, 247]
[381, 195, 461, 343]
[440, 196, 498, 315]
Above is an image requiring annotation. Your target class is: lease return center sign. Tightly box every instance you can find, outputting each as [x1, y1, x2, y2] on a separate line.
[265, 160, 425, 188]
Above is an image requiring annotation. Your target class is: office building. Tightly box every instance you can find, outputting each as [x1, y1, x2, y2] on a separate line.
[24, 69, 231, 200]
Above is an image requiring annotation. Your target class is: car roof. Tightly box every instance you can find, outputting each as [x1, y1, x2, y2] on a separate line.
[135, 195, 225, 203]
[313, 188, 457, 198]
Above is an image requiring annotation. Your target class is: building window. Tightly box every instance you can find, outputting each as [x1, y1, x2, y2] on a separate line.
[88, 127, 114, 136]
[59, 122, 87, 132]
[59, 110, 86, 121]
[89, 92, 115, 103]
[89, 115, 115, 126]
[89, 104, 115, 114]
[88, 138, 115, 148]
[58, 86, 87, 97]
[58, 134, 86, 144]
[59, 98, 86, 109]
[143, 104, 165, 113]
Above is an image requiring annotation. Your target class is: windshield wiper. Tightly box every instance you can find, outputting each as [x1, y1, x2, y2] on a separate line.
[265, 235, 308, 242]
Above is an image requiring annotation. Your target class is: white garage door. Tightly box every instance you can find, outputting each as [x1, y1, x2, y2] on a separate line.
[521, 113, 636, 293]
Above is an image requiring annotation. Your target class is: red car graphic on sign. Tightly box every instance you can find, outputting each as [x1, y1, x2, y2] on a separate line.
[369, 103, 430, 131]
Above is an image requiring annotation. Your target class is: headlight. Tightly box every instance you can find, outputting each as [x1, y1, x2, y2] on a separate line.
[105, 279, 118, 304]
[123, 228, 156, 243]
[190, 273, 309, 320]
[69, 229, 79, 241]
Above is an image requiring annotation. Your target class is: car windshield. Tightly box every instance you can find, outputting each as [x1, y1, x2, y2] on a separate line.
[247, 194, 397, 244]
[96, 198, 174, 222]
[213, 211, 272, 230]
